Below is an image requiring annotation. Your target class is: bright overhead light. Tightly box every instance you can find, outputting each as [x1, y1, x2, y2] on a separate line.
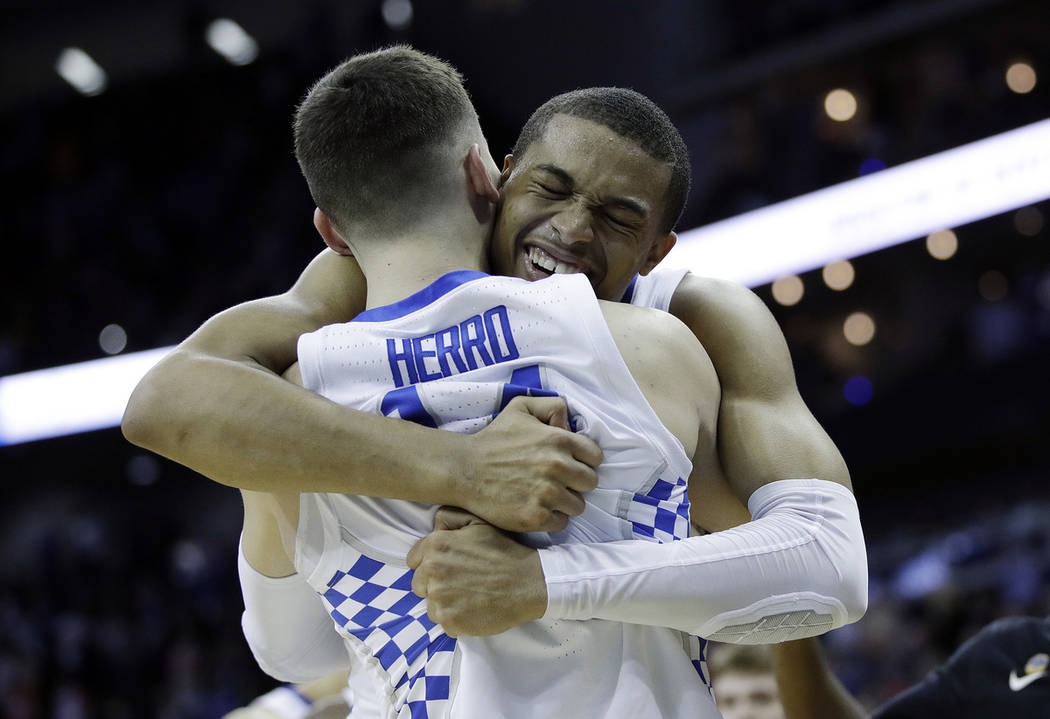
[824, 89, 858, 122]
[771, 276, 804, 306]
[99, 324, 127, 355]
[926, 229, 958, 260]
[843, 312, 876, 346]
[822, 260, 855, 291]
[381, 0, 414, 30]
[1005, 62, 1037, 94]
[206, 18, 258, 66]
[55, 47, 107, 96]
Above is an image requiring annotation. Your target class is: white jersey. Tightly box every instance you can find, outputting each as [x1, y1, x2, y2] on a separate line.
[295, 270, 717, 719]
[622, 267, 688, 312]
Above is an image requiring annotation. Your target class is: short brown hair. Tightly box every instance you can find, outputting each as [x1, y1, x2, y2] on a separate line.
[708, 644, 774, 677]
[293, 45, 475, 232]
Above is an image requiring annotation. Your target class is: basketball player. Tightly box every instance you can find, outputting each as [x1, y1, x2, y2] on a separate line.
[188, 46, 866, 718]
[123, 82, 859, 553]
[124, 41, 867, 678]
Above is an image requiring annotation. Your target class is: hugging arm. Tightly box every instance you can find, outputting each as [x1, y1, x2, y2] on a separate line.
[413, 277, 866, 640]
[536, 278, 866, 640]
[122, 249, 601, 532]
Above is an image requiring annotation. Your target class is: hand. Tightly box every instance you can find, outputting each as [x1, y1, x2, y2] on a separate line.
[459, 395, 602, 533]
[406, 520, 547, 637]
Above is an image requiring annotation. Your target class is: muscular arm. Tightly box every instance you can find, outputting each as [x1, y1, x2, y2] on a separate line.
[531, 278, 865, 637]
[410, 276, 866, 638]
[122, 249, 600, 531]
[669, 275, 851, 501]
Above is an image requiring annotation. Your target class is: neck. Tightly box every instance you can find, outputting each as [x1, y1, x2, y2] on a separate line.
[353, 227, 490, 310]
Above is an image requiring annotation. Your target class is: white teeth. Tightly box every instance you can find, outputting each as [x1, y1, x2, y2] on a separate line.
[527, 246, 580, 274]
[529, 246, 557, 272]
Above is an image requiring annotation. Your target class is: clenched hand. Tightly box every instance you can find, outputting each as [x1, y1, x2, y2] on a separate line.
[407, 508, 547, 637]
[457, 395, 601, 532]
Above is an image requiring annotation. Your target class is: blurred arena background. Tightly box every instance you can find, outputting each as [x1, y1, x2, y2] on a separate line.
[1, 0, 1049, 716]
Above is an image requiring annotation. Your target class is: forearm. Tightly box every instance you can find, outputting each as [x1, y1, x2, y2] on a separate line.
[772, 638, 868, 719]
[539, 479, 867, 641]
[238, 540, 351, 683]
[124, 347, 467, 499]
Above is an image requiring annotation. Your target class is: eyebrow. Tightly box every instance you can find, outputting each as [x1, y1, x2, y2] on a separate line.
[534, 164, 649, 219]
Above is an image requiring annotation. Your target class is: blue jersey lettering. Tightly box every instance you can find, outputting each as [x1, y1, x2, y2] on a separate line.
[459, 314, 492, 370]
[386, 338, 418, 388]
[384, 305, 521, 385]
[484, 306, 519, 362]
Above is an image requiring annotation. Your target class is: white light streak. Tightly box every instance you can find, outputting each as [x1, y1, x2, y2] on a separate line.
[0, 347, 172, 446]
[663, 117, 1050, 287]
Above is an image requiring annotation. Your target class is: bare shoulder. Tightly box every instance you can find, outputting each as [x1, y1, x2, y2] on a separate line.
[597, 299, 720, 455]
[668, 273, 795, 396]
[597, 299, 708, 366]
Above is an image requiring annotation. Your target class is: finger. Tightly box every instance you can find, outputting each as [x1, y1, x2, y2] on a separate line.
[434, 506, 488, 531]
[410, 565, 428, 597]
[565, 431, 603, 468]
[546, 510, 570, 532]
[406, 537, 426, 570]
[549, 488, 586, 519]
[556, 460, 600, 494]
[506, 395, 570, 430]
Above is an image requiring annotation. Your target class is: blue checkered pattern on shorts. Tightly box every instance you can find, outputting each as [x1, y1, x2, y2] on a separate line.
[319, 554, 456, 718]
[686, 635, 713, 693]
[627, 475, 690, 543]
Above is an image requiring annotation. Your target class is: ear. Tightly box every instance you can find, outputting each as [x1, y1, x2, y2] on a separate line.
[638, 231, 677, 275]
[313, 207, 352, 256]
[498, 154, 515, 189]
[465, 143, 500, 204]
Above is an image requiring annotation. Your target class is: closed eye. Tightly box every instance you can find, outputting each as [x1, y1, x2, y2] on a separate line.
[603, 211, 636, 229]
[536, 183, 568, 197]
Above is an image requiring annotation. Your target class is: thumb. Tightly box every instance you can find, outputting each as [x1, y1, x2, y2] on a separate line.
[435, 505, 488, 531]
[406, 536, 426, 569]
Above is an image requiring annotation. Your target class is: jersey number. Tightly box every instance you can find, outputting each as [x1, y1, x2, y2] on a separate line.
[379, 364, 556, 428]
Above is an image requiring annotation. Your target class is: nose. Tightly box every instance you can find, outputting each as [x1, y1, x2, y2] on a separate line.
[549, 199, 596, 246]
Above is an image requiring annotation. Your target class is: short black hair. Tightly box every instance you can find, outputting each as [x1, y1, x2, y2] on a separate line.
[512, 88, 691, 233]
[293, 45, 475, 232]
[708, 644, 774, 676]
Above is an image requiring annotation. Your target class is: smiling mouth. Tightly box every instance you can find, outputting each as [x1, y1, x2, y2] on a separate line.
[524, 245, 584, 277]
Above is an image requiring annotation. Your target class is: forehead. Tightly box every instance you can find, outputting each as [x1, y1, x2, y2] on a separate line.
[518, 114, 672, 207]
[713, 672, 779, 696]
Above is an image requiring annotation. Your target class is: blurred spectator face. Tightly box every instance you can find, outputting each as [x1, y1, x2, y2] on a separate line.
[712, 671, 785, 719]
[489, 113, 674, 302]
